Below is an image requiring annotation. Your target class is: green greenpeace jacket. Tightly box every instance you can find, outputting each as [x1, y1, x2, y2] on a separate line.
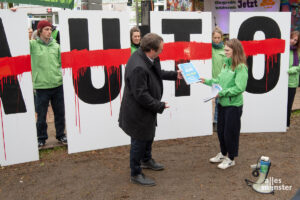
[30, 37, 63, 89]
[51, 29, 59, 40]
[131, 43, 139, 54]
[288, 51, 300, 88]
[212, 46, 226, 79]
[204, 58, 248, 107]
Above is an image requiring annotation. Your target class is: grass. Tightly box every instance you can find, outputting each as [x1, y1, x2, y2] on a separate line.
[39, 146, 67, 159]
[292, 109, 300, 116]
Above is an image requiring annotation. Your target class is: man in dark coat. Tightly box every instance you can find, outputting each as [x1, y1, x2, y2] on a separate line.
[119, 33, 182, 186]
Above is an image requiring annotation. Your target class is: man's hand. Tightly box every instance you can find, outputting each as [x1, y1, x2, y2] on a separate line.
[164, 102, 170, 109]
[10, 7, 17, 12]
[177, 70, 183, 79]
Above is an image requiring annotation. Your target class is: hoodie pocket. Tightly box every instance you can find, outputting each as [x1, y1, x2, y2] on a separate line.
[33, 72, 38, 83]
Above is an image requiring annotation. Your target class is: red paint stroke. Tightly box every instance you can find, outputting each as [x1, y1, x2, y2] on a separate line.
[0, 55, 31, 80]
[0, 101, 6, 161]
[0, 40, 285, 78]
[242, 38, 285, 91]
[241, 38, 285, 57]
[61, 48, 131, 71]
[160, 42, 212, 61]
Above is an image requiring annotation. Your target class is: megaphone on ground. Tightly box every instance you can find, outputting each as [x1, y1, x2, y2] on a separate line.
[245, 156, 274, 194]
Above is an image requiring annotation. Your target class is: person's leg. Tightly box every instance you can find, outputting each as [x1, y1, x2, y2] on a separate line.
[36, 89, 51, 143]
[50, 86, 66, 140]
[287, 87, 297, 127]
[129, 138, 156, 186]
[141, 139, 164, 170]
[214, 97, 219, 123]
[130, 138, 147, 176]
[33, 90, 37, 113]
[217, 104, 227, 156]
[224, 106, 243, 160]
[142, 139, 153, 162]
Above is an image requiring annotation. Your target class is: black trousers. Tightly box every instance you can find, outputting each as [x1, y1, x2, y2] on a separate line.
[287, 87, 297, 127]
[217, 104, 243, 159]
[130, 138, 153, 176]
[36, 86, 66, 142]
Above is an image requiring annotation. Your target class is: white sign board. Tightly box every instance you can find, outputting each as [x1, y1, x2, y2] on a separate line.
[230, 12, 291, 133]
[151, 11, 213, 140]
[59, 11, 130, 154]
[0, 11, 38, 166]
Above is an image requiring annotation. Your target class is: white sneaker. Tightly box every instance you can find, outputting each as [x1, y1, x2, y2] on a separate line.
[209, 152, 226, 163]
[217, 157, 235, 169]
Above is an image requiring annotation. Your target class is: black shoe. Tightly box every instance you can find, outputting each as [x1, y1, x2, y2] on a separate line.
[130, 173, 156, 186]
[38, 141, 45, 149]
[57, 136, 67, 145]
[141, 159, 164, 171]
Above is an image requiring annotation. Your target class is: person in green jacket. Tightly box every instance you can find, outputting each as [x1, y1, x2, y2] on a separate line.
[30, 20, 67, 148]
[130, 26, 141, 54]
[212, 27, 226, 131]
[200, 39, 248, 169]
[287, 31, 300, 129]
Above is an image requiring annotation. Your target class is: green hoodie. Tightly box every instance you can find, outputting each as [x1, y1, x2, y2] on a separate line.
[131, 43, 139, 54]
[205, 58, 248, 107]
[30, 37, 63, 89]
[288, 51, 300, 88]
[212, 46, 226, 79]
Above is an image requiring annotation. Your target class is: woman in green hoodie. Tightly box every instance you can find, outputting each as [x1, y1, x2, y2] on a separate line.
[287, 31, 300, 129]
[200, 39, 248, 169]
[212, 27, 226, 131]
[130, 26, 141, 54]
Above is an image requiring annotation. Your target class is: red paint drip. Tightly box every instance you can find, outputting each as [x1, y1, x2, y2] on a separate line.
[72, 69, 83, 133]
[0, 101, 6, 160]
[106, 67, 113, 116]
[118, 67, 122, 102]
[264, 54, 278, 91]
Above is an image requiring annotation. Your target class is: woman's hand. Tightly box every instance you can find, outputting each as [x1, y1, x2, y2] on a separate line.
[199, 78, 205, 83]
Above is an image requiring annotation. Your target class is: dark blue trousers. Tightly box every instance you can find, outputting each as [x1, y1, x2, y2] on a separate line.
[36, 85, 65, 142]
[130, 138, 153, 176]
[217, 104, 243, 159]
[287, 87, 296, 127]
